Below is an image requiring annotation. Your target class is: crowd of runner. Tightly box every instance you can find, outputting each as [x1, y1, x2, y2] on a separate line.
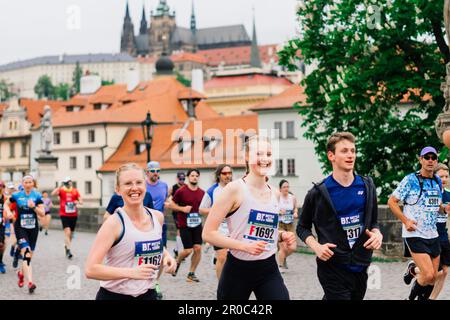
[2, 133, 450, 300]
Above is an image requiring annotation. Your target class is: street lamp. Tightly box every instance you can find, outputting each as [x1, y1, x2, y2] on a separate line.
[141, 111, 156, 163]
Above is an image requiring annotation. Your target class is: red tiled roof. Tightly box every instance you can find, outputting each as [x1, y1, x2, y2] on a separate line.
[19, 99, 65, 128]
[171, 52, 208, 64]
[98, 114, 258, 172]
[198, 44, 280, 67]
[205, 74, 292, 89]
[251, 85, 307, 111]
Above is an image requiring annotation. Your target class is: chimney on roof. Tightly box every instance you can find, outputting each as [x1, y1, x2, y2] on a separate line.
[80, 74, 102, 95]
[191, 69, 204, 93]
[127, 68, 140, 92]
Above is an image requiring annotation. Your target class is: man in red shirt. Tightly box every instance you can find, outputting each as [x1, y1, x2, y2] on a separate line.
[169, 169, 205, 283]
[51, 177, 82, 259]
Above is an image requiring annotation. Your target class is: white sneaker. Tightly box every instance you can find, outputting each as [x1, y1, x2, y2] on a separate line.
[278, 266, 286, 274]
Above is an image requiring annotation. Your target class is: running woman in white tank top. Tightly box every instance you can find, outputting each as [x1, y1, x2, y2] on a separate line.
[203, 136, 297, 300]
[277, 179, 298, 272]
[85, 163, 177, 300]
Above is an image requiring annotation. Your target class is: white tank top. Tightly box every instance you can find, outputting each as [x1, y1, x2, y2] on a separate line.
[227, 179, 279, 261]
[279, 193, 295, 224]
[100, 207, 163, 297]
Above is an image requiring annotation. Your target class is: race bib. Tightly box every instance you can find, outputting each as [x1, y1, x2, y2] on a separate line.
[20, 214, 36, 229]
[187, 213, 201, 228]
[134, 239, 163, 269]
[280, 210, 294, 224]
[438, 202, 449, 224]
[65, 202, 76, 214]
[424, 190, 440, 210]
[340, 214, 363, 248]
[243, 209, 278, 251]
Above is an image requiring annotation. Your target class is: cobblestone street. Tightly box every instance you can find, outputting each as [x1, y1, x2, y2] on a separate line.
[1, 230, 449, 300]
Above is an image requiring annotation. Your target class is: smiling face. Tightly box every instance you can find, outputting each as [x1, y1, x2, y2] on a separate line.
[280, 181, 289, 195]
[22, 177, 35, 192]
[116, 168, 146, 206]
[437, 169, 449, 187]
[328, 139, 356, 173]
[247, 138, 273, 177]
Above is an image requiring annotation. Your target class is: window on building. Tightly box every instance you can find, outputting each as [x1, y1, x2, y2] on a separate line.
[274, 122, 282, 139]
[93, 104, 102, 110]
[275, 159, 283, 176]
[70, 156, 77, 169]
[85, 155, 92, 169]
[88, 130, 95, 143]
[9, 121, 13, 130]
[21, 142, 27, 157]
[72, 131, 80, 144]
[286, 121, 295, 138]
[9, 143, 15, 158]
[85, 181, 92, 195]
[54, 132, 61, 145]
[287, 159, 296, 176]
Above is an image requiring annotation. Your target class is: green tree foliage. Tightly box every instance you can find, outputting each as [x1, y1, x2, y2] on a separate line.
[279, 0, 449, 202]
[34, 75, 55, 99]
[72, 61, 83, 95]
[0, 79, 15, 102]
[54, 83, 70, 100]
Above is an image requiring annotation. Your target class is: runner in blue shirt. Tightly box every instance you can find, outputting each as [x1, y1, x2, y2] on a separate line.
[5, 175, 45, 294]
[389, 146, 450, 300]
[145, 161, 169, 300]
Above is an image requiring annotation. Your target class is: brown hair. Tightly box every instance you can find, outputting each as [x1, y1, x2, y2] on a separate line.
[435, 163, 449, 174]
[115, 163, 146, 188]
[326, 132, 356, 153]
[214, 164, 232, 183]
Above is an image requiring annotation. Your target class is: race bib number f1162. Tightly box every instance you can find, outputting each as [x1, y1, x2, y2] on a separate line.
[243, 209, 278, 250]
[134, 239, 163, 268]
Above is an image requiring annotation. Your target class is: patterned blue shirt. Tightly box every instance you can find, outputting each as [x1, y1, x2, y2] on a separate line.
[392, 173, 441, 239]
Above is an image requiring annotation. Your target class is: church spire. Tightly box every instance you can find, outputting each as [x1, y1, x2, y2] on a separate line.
[140, 3, 148, 35]
[121, 1, 137, 56]
[125, 1, 131, 20]
[250, 7, 262, 68]
[190, 0, 197, 33]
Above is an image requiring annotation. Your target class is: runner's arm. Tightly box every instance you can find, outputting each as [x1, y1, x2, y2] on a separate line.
[203, 182, 250, 252]
[387, 196, 409, 225]
[50, 187, 60, 197]
[199, 193, 211, 216]
[85, 215, 136, 281]
[293, 195, 299, 219]
[34, 204, 45, 218]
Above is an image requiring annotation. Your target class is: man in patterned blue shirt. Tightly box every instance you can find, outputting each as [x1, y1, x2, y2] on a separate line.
[388, 146, 450, 300]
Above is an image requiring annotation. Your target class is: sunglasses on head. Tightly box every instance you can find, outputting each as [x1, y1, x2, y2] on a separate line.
[423, 154, 437, 161]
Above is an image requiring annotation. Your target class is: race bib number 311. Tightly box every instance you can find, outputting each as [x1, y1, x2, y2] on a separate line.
[243, 209, 278, 248]
[134, 239, 163, 268]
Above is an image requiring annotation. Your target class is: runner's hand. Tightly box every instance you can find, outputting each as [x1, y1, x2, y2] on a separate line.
[445, 203, 450, 214]
[28, 199, 36, 208]
[280, 231, 297, 253]
[405, 219, 418, 232]
[363, 229, 383, 250]
[163, 255, 177, 274]
[314, 243, 336, 261]
[244, 241, 268, 256]
[183, 206, 192, 213]
[132, 264, 159, 280]
[280, 209, 286, 215]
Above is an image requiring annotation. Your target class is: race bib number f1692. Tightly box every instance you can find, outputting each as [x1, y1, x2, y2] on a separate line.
[134, 239, 163, 268]
[187, 213, 202, 228]
[243, 209, 278, 250]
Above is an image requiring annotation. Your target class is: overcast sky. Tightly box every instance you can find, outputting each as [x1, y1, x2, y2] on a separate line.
[0, 0, 300, 65]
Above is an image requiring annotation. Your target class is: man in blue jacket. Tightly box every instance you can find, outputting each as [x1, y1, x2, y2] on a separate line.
[297, 132, 383, 300]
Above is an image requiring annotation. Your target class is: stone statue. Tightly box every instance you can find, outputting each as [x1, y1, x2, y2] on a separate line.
[40, 105, 53, 155]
